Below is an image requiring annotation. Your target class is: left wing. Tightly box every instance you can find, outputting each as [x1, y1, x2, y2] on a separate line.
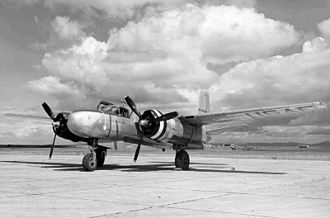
[182, 102, 326, 125]
[4, 113, 50, 120]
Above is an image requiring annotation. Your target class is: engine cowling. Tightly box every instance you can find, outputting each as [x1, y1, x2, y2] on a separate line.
[138, 109, 169, 140]
[53, 112, 85, 142]
[140, 109, 203, 148]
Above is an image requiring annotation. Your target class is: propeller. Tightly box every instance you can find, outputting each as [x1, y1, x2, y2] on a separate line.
[155, 111, 178, 122]
[125, 96, 178, 162]
[49, 133, 56, 159]
[42, 102, 56, 121]
[134, 133, 143, 162]
[42, 102, 58, 159]
[124, 96, 141, 118]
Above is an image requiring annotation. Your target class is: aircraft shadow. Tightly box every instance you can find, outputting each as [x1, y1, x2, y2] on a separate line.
[151, 161, 228, 166]
[0, 160, 286, 175]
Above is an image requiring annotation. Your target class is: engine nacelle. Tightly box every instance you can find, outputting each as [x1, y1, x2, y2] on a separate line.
[141, 109, 203, 148]
[162, 119, 204, 149]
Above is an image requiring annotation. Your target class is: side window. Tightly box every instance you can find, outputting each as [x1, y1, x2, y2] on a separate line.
[110, 106, 119, 115]
[119, 107, 130, 118]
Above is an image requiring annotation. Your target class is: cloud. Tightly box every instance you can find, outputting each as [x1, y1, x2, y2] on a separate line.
[302, 37, 328, 53]
[211, 47, 330, 110]
[44, 0, 185, 19]
[52, 16, 85, 40]
[307, 127, 330, 136]
[318, 17, 330, 37]
[225, 0, 256, 8]
[109, 4, 299, 65]
[207, 28, 330, 143]
[30, 4, 300, 112]
[0, 113, 53, 144]
[29, 76, 82, 97]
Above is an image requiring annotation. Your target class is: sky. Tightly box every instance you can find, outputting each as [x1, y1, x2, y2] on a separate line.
[1, 0, 330, 144]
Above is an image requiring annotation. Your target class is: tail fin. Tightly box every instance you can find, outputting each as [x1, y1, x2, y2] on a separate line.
[196, 90, 210, 114]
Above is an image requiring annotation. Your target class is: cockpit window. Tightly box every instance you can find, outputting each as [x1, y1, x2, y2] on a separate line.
[96, 100, 114, 111]
[96, 100, 130, 118]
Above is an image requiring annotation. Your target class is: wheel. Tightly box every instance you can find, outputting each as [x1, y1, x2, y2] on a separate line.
[175, 150, 190, 170]
[82, 153, 97, 171]
[95, 149, 106, 167]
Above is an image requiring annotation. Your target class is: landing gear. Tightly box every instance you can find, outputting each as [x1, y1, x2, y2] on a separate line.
[82, 139, 107, 171]
[82, 153, 97, 171]
[95, 147, 107, 167]
[175, 150, 190, 170]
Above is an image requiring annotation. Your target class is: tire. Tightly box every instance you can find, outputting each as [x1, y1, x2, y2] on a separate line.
[82, 153, 97, 171]
[175, 150, 190, 170]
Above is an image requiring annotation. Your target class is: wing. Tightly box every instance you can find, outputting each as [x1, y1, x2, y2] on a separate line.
[4, 113, 51, 120]
[123, 136, 171, 149]
[205, 124, 252, 135]
[182, 102, 326, 125]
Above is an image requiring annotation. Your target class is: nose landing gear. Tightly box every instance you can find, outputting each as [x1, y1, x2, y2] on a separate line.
[82, 139, 107, 171]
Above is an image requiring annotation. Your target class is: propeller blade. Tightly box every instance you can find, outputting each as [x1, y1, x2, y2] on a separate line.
[124, 96, 141, 118]
[134, 135, 143, 162]
[49, 133, 56, 159]
[42, 102, 56, 121]
[155, 111, 178, 122]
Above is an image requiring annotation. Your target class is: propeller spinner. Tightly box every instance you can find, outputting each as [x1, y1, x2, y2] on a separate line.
[124, 96, 178, 162]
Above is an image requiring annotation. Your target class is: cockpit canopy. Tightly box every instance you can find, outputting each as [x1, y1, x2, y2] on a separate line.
[96, 100, 130, 118]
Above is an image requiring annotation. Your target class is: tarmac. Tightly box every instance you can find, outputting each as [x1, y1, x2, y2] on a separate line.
[0, 150, 330, 217]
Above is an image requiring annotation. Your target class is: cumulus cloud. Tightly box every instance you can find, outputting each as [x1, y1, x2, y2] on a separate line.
[30, 4, 300, 112]
[52, 16, 85, 40]
[211, 48, 330, 110]
[29, 76, 82, 97]
[302, 37, 328, 53]
[318, 17, 330, 37]
[109, 4, 299, 65]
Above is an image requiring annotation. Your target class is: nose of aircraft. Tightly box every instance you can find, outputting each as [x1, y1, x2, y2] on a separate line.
[67, 110, 109, 139]
[67, 111, 89, 138]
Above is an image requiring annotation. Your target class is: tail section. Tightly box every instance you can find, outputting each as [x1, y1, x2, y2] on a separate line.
[196, 90, 210, 114]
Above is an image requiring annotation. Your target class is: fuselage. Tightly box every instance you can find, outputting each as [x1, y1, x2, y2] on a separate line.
[67, 110, 205, 149]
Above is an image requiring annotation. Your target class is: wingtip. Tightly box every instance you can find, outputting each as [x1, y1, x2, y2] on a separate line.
[313, 102, 327, 109]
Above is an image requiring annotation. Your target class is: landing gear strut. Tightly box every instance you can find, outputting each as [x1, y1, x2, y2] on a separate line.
[82, 139, 107, 171]
[95, 147, 107, 167]
[175, 150, 190, 170]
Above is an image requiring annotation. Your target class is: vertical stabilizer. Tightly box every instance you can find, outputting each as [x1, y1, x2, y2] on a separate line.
[196, 90, 210, 114]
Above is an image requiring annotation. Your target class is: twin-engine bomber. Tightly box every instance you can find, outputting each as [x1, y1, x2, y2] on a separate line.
[6, 90, 327, 171]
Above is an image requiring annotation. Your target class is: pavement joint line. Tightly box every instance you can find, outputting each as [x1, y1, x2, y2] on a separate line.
[161, 192, 233, 207]
[89, 206, 155, 218]
[225, 191, 330, 201]
[0, 192, 43, 199]
[42, 192, 156, 207]
[165, 205, 277, 218]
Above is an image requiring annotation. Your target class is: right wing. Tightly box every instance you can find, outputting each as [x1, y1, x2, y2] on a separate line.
[182, 102, 326, 125]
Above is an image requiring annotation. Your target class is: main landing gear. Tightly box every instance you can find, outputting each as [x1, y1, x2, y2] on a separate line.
[82, 139, 107, 171]
[175, 150, 190, 170]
